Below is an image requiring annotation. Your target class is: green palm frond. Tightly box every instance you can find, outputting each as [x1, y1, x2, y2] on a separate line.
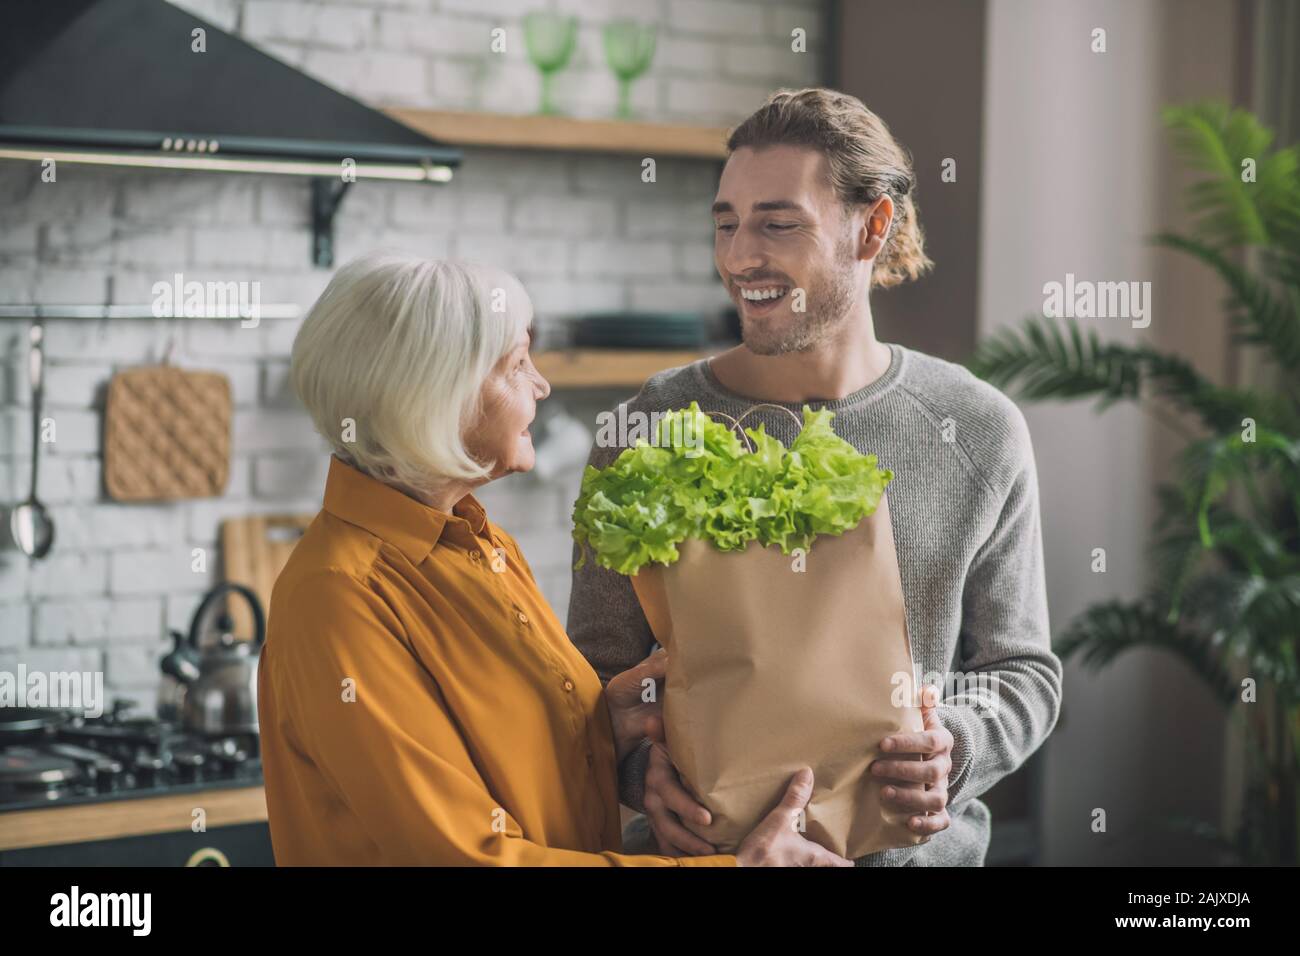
[966, 315, 1133, 403]
[1178, 428, 1300, 546]
[1181, 571, 1300, 687]
[968, 315, 1268, 431]
[1253, 257, 1300, 316]
[1153, 233, 1300, 373]
[1136, 349, 1287, 432]
[1056, 599, 1238, 705]
[1202, 511, 1291, 575]
[1162, 102, 1300, 249]
[1149, 485, 1213, 616]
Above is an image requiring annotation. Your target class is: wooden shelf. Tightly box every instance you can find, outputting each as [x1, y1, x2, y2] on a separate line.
[385, 108, 729, 160]
[534, 348, 714, 388]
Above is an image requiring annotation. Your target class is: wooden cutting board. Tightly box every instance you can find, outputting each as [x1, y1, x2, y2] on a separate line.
[221, 513, 314, 638]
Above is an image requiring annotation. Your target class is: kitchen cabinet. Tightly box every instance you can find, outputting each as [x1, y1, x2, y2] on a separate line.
[0, 785, 273, 866]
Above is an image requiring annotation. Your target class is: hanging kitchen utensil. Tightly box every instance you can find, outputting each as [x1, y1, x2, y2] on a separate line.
[102, 356, 231, 501]
[9, 322, 55, 559]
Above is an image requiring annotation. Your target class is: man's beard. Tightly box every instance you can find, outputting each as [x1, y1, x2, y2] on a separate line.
[739, 235, 857, 356]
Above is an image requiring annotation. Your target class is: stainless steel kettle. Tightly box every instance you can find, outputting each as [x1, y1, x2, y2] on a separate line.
[160, 583, 266, 736]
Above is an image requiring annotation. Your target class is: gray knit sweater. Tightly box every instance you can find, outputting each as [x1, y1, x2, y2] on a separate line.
[565, 342, 1063, 866]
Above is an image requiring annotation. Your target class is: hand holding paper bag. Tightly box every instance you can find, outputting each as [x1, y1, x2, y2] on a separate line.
[573, 402, 932, 858]
[631, 492, 929, 858]
[871, 683, 955, 838]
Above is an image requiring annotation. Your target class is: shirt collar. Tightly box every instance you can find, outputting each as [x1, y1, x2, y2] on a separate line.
[322, 455, 490, 565]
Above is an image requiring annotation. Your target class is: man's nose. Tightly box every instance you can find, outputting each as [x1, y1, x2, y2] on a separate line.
[721, 224, 765, 277]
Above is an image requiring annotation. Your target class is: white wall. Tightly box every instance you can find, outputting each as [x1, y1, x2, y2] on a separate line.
[168, 0, 822, 122]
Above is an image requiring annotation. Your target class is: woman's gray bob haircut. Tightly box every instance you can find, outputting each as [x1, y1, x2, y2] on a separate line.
[291, 252, 532, 490]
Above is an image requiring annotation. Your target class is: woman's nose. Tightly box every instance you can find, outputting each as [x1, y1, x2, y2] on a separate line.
[535, 371, 551, 400]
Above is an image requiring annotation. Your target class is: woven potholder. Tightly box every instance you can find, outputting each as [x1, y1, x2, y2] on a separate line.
[104, 365, 232, 501]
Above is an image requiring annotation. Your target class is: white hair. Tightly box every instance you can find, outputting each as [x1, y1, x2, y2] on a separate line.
[291, 251, 532, 489]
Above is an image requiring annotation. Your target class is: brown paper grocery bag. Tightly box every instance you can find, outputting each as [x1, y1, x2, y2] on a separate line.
[631, 492, 928, 859]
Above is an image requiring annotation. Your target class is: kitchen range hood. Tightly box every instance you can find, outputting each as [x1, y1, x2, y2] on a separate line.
[0, 0, 462, 265]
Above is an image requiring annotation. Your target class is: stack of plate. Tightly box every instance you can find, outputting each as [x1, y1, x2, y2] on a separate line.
[571, 313, 706, 349]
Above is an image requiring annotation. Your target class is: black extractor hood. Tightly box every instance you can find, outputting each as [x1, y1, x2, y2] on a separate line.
[0, 0, 462, 265]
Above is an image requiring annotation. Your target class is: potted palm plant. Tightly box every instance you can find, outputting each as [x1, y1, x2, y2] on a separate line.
[968, 101, 1300, 865]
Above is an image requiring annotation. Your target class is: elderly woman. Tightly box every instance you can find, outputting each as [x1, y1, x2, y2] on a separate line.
[257, 253, 846, 867]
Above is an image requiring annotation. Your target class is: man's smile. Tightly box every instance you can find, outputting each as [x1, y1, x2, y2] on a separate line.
[738, 285, 789, 301]
[734, 281, 791, 316]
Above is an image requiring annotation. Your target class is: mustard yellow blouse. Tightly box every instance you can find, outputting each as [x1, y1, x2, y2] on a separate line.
[257, 455, 734, 866]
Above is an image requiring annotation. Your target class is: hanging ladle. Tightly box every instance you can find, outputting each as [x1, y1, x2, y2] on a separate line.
[9, 322, 54, 559]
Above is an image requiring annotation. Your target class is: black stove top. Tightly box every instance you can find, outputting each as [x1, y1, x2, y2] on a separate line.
[0, 703, 262, 812]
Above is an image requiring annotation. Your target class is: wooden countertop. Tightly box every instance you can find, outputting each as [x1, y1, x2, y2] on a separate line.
[0, 785, 267, 851]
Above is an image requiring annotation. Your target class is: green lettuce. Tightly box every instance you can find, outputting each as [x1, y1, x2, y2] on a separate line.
[572, 402, 893, 575]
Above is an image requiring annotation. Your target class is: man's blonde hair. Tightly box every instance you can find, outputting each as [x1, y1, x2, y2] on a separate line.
[727, 87, 934, 289]
[291, 252, 532, 490]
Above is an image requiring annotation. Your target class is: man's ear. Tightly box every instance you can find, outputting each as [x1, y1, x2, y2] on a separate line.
[857, 195, 894, 262]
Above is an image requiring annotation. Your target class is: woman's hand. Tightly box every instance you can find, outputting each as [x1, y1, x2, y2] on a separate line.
[605, 650, 667, 764]
[644, 740, 718, 856]
[606, 654, 720, 857]
[735, 768, 853, 867]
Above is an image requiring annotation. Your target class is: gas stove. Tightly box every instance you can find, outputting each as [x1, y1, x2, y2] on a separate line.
[0, 701, 262, 812]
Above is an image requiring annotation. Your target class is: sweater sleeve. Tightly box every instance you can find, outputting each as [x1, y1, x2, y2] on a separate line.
[566, 419, 660, 813]
[939, 416, 1063, 807]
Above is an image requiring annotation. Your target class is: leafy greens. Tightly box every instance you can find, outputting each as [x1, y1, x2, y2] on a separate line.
[572, 402, 893, 575]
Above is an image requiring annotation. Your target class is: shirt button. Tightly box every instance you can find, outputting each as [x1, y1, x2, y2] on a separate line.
[563, 679, 574, 692]
[517, 611, 529, 624]
[469, 549, 481, 560]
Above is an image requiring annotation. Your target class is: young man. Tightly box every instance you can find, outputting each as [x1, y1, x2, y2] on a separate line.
[566, 88, 1063, 866]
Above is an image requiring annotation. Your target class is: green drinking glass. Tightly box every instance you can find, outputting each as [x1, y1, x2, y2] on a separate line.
[523, 11, 578, 115]
[603, 20, 657, 120]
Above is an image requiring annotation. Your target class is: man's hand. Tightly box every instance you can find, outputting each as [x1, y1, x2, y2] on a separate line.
[644, 740, 718, 857]
[870, 684, 954, 836]
[605, 650, 666, 764]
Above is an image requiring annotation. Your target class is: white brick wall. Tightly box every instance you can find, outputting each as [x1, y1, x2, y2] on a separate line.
[244, 1, 377, 50]
[0, 602, 30, 649]
[0, 0, 827, 713]
[572, 238, 675, 277]
[41, 364, 112, 408]
[192, 0, 826, 125]
[28, 553, 111, 598]
[0, 647, 105, 678]
[34, 597, 164, 646]
[108, 546, 220, 596]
